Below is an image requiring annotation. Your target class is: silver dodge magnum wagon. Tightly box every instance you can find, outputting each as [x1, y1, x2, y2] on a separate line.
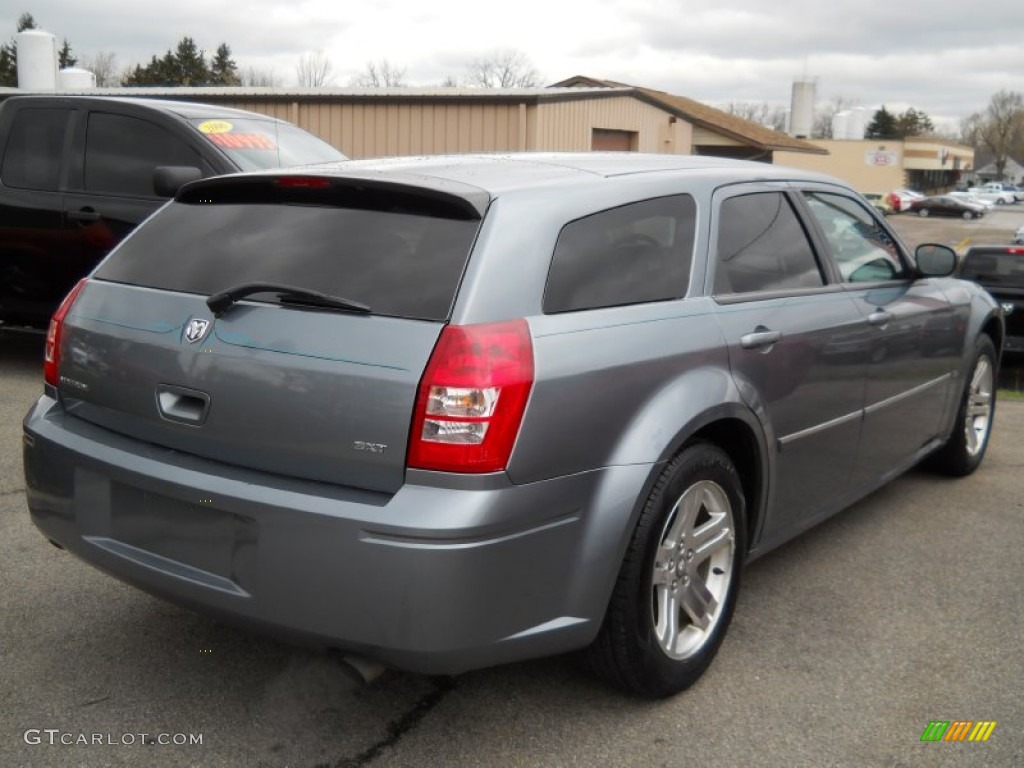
[23, 153, 1003, 696]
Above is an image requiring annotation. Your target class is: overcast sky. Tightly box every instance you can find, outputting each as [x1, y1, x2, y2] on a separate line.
[7, 0, 1023, 129]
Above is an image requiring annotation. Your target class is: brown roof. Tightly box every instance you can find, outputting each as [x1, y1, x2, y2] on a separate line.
[550, 75, 826, 155]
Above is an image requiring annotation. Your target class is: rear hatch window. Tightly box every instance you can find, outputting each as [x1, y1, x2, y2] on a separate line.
[190, 118, 345, 169]
[96, 179, 480, 321]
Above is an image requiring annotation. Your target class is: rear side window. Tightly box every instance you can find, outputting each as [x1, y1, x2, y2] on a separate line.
[85, 113, 204, 197]
[1, 108, 69, 190]
[95, 193, 479, 321]
[714, 192, 824, 295]
[544, 195, 696, 313]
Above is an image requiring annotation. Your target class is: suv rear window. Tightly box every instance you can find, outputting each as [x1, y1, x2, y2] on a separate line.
[95, 191, 479, 321]
[961, 248, 1024, 286]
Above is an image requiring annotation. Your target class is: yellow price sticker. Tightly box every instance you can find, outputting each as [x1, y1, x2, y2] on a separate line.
[197, 120, 233, 134]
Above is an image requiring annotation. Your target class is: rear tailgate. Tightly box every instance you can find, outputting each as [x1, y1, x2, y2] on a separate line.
[54, 174, 486, 493]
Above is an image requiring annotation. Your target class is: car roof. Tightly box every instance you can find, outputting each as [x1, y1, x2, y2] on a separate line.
[242, 152, 844, 196]
[4, 94, 283, 122]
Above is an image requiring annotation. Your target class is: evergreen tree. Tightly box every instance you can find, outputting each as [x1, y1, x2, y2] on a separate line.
[866, 106, 899, 139]
[122, 37, 217, 86]
[209, 43, 239, 86]
[172, 36, 209, 85]
[58, 37, 76, 68]
[895, 107, 934, 137]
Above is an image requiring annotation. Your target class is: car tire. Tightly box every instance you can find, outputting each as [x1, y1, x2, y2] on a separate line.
[581, 442, 745, 697]
[995, 198, 1005, 205]
[962, 210, 972, 220]
[928, 335, 997, 477]
[918, 208, 929, 217]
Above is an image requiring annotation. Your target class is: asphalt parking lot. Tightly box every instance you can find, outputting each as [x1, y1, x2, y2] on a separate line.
[2, 211, 1023, 766]
[886, 201, 1023, 254]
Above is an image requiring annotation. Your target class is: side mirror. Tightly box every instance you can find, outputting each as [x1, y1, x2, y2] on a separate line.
[916, 244, 957, 277]
[153, 166, 203, 198]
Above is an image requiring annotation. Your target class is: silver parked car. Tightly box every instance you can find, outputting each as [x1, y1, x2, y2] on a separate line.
[23, 154, 1003, 697]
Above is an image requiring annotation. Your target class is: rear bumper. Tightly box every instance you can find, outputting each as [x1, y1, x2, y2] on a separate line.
[23, 395, 651, 674]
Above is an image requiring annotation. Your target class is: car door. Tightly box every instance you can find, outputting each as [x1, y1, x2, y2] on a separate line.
[709, 185, 870, 545]
[799, 189, 961, 487]
[0, 105, 74, 327]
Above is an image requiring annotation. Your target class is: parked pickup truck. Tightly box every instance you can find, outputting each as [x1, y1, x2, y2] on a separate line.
[0, 95, 346, 330]
[969, 186, 1018, 205]
[960, 244, 1024, 354]
[980, 182, 1024, 202]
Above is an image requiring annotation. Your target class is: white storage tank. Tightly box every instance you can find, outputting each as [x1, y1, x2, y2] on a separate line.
[16, 29, 59, 90]
[847, 106, 868, 139]
[831, 111, 850, 140]
[58, 67, 97, 89]
[789, 79, 817, 138]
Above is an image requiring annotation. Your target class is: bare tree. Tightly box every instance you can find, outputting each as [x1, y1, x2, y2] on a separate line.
[813, 96, 859, 139]
[239, 66, 280, 87]
[349, 59, 406, 87]
[465, 49, 539, 88]
[440, 74, 459, 87]
[725, 101, 787, 132]
[296, 50, 333, 87]
[965, 90, 1024, 179]
[79, 51, 119, 86]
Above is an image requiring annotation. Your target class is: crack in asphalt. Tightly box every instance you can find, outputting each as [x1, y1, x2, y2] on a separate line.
[323, 676, 458, 768]
[0, 487, 27, 498]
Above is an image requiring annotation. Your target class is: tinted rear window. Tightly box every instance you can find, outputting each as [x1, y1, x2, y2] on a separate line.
[961, 249, 1024, 286]
[544, 195, 696, 313]
[96, 199, 479, 321]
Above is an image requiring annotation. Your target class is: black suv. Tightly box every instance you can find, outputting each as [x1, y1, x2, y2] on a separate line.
[0, 95, 346, 330]
[960, 244, 1024, 354]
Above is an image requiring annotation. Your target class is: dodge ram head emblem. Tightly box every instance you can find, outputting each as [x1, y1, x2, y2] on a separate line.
[1002, 302, 1014, 316]
[184, 318, 211, 344]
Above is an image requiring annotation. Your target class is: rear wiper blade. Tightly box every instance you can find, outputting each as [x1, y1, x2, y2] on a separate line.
[207, 283, 371, 317]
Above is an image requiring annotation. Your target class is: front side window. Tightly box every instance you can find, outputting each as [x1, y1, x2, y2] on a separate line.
[802, 192, 905, 283]
[544, 195, 696, 313]
[84, 112, 203, 197]
[714, 192, 824, 295]
[0, 108, 69, 190]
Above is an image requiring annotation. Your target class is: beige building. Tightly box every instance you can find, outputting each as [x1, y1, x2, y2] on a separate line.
[1, 80, 823, 163]
[776, 137, 974, 194]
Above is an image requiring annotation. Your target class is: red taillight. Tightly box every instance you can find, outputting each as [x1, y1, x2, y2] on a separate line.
[44, 278, 88, 387]
[408, 319, 534, 473]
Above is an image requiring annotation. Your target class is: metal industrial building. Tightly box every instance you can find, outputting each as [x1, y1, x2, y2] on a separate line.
[0, 79, 825, 162]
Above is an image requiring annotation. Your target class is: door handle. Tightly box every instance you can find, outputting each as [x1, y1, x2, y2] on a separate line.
[740, 327, 782, 350]
[67, 208, 101, 223]
[867, 310, 892, 328]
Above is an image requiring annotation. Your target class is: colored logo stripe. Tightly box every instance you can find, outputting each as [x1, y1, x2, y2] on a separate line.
[944, 721, 973, 741]
[969, 722, 997, 742]
[920, 720, 996, 742]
